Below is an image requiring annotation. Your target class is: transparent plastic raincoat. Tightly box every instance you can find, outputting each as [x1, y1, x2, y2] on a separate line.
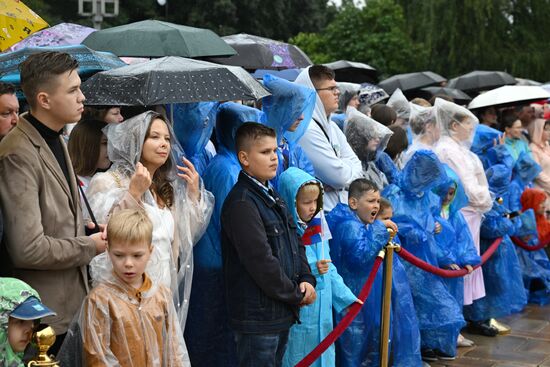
[344, 109, 393, 190]
[62, 272, 188, 366]
[85, 111, 214, 337]
[185, 102, 264, 367]
[332, 82, 361, 131]
[327, 203, 422, 364]
[518, 189, 550, 304]
[386, 89, 413, 145]
[402, 103, 438, 164]
[167, 102, 218, 175]
[504, 152, 542, 213]
[383, 150, 465, 357]
[463, 163, 527, 321]
[295, 67, 363, 211]
[277, 168, 357, 367]
[261, 74, 316, 189]
[528, 118, 550, 196]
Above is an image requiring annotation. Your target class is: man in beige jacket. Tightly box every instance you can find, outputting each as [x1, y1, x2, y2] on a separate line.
[0, 52, 107, 355]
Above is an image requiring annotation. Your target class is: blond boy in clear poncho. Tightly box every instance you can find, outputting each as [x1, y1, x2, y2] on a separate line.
[84, 111, 214, 341]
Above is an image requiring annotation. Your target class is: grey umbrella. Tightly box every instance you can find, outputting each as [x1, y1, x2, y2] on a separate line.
[419, 87, 472, 105]
[379, 71, 446, 94]
[447, 70, 516, 93]
[324, 60, 378, 83]
[81, 56, 270, 106]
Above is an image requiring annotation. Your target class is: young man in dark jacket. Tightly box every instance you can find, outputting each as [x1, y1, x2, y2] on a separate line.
[221, 122, 316, 367]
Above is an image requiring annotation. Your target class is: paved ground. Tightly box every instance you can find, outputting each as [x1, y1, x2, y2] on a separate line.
[432, 304, 550, 367]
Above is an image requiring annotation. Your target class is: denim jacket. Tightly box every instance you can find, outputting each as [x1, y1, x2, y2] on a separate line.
[221, 171, 316, 333]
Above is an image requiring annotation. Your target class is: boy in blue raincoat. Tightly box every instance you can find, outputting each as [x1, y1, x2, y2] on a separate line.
[278, 167, 358, 367]
[327, 178, 422, 367]
[262, 74, 316, 189]
[185, 102, 265, 367]
[463, 164, 528, 333]
[383, 150, 465, 362]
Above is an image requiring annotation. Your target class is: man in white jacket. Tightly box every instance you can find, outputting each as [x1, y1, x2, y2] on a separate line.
[295, 65, 363, 211]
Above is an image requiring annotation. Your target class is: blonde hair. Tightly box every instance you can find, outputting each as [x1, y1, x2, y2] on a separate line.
[107, 209, 153, 247]
[298, 182, 321, 197]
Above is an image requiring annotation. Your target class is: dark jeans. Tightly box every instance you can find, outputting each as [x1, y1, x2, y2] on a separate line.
[234, 330, 290, 367]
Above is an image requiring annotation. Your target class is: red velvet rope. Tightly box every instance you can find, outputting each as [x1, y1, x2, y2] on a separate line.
[511, 236, 549, 251]
[294, 255, 384, 367]
[396, 237, 503, 278]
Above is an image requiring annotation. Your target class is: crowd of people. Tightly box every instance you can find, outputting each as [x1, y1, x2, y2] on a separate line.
[0, 51, 550, 367]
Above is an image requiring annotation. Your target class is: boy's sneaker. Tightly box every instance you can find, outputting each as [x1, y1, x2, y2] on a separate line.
[434, 350, 456, 360]
[421, 348, 437, 362]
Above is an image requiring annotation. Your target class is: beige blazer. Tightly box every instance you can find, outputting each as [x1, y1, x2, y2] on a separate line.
[0, 113, 96, 334]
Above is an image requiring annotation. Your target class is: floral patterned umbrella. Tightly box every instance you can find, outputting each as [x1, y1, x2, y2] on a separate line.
[9, 22, 96, 51]
[0, 0, 49, 51]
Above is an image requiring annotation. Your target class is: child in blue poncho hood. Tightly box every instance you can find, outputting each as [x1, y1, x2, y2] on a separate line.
[327, 178, 422, 367]
[278, 167, 358, 367]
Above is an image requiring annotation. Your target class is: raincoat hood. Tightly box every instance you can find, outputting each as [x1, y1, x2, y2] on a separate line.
[521, 188, 546, 214]
[401, 149, 448, 195]
[485, 144, 515, 170]
[295, 66, 332, 128]
[485, 164, 512, 198]
[278, 167, 323, 233]
[344, 108, 393, 162]
[215, 102, 265, 153]
[409, 103, 439, 146]
[169, 102, 218, 157]
[337, 82, 360, 112]
[471, 124, 503, 156]
[434, 165, 469, 216]
[262, 74, 316, 145]
[513, 151, 542, 185]
[528, 118, 548, 147]
[0, 278, 41, 367]
[104, 110, 178, 179]
[386, 88, 410, 122]
[434, 97, 479, 149]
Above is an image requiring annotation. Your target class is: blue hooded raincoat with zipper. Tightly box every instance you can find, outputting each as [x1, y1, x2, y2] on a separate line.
[185, 102, 265, 367]
[383, 150, 465, 358]
[278, 167, 357, 367]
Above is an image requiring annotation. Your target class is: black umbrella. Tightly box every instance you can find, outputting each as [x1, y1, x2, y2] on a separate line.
[208, 33, 312, 71]
[324, 60, 378, 83]
[418, 86, 472, 105]
[81, 56, 270, 106]
[447, 70, 516, 93]
[378, 71, 446, 94]
[82, 19, 236, 58]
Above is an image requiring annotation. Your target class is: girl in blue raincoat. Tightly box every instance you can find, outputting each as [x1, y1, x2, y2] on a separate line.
[278, 167, 358, 367]
[327, 178, 422, 367]
[463, 164, 528, 328]
[504, 151, 542, 214]
[383, 150, 465, 361]
[185, 102, 265, 367]
[262, 74, 316, 189]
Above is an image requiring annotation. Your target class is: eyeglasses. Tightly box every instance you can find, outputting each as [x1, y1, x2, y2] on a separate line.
[316, 86, 340, 94]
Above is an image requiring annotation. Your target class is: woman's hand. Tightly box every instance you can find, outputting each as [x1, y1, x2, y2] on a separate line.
[129, 162, 152, 201]
[177, 157, 200, 202]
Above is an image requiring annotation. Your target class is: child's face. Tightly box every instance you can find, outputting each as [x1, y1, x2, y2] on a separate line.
[8, 317, 34, 353]
[296, 185, 320, 222]
[377, 206, 393, 221]
[288, 114, 304, 132]
[349, 190, 381, 224]
[443, 187, 456, 206]
[108, 240, 152, 289]
[238, 136, 279, 183]
[537, 200, 547, 216]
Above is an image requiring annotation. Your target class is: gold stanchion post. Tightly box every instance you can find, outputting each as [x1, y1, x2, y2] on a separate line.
[27, 326, 60, 367]
[379, 229, 399, 367]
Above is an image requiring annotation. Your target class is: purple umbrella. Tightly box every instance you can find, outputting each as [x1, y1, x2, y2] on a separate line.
[9, 23, 96, 51]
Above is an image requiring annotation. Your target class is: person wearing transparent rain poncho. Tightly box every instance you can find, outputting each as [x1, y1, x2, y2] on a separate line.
[84, 111, 214, 347]
[344, 109, 393, 191]
[401, 103, 440, 165]
[434, 98, 493, 308]
[261, 74, 316, 189]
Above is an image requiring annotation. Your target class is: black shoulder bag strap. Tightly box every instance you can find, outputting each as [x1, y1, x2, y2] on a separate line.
[313, 118, 338, 156]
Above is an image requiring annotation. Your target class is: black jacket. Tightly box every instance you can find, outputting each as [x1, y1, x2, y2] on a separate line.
[221, 171, 316, 333]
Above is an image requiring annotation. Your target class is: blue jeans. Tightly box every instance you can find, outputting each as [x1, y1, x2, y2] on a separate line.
[234, 330, 290, 367]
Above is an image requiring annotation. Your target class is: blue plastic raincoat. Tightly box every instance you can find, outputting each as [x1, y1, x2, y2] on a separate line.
[471, 124, 505, 170]
[375, 151, 401, 185]
[504, 152, 542, 213]
[277, 168, 357, 367]
[383, 150, 465, 357]
[185, 102, 265, 367]
[262, 74, 316, 189]
[463, 164, 528, 321]
[167, 102, 218, 175]
[327, 204, 422, 366]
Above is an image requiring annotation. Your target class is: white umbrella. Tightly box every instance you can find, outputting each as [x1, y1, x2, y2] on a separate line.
[468, 85, 550, 110]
